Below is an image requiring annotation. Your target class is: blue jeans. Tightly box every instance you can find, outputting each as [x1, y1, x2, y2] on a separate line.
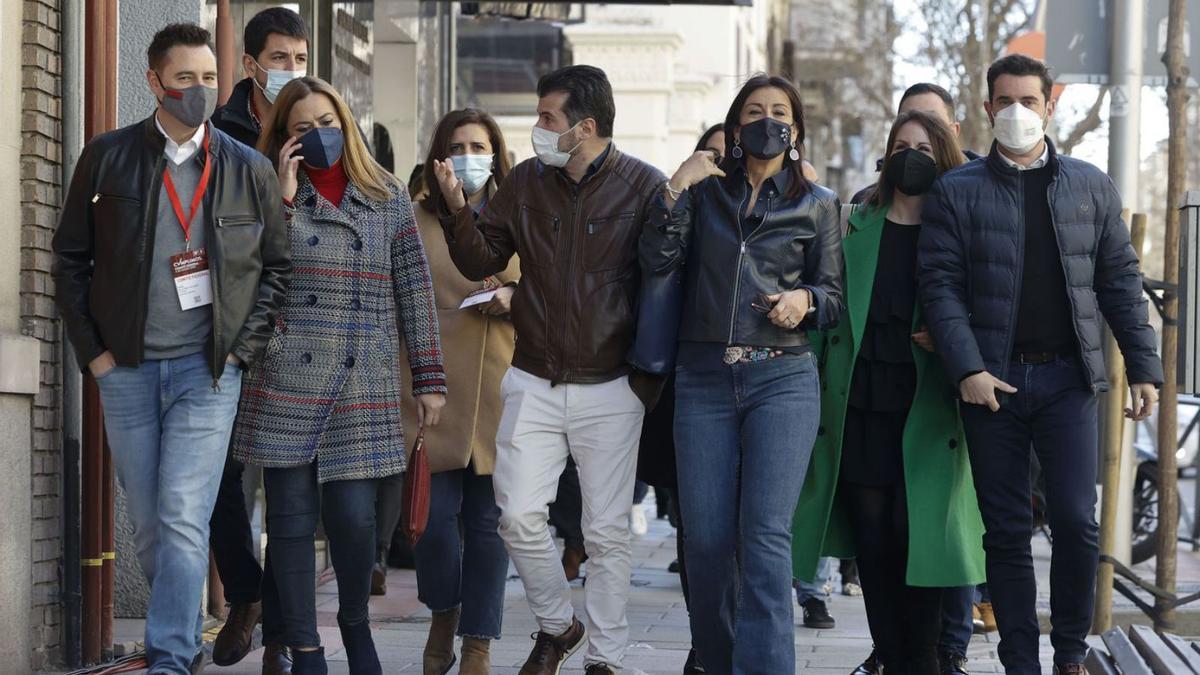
[674, 347, 820, 675]
[95, 353, 242, 674]
[794, 557, 834, 604]
[413, 469, 509, 639]
[263, 465, 378, 648]
[939, 585, 976, 657]
[960, 357, 1099, 673]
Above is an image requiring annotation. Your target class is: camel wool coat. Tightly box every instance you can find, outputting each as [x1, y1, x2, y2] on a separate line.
[400, 200, 519, 475]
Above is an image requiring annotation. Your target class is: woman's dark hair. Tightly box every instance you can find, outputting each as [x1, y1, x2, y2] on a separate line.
[147, 23, 212, 70]
[421, 109, 513, 214]
[866, 110, 965, 209]
[721, 74, 811, 200]
[695, 123, 725, 153]
[244, 7, 309, 61]
[536, 65, 615, 138]
[986, 54, 1054, 104]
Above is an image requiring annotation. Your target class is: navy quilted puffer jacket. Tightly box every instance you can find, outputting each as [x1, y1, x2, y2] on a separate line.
[918, 139, 1163, 393]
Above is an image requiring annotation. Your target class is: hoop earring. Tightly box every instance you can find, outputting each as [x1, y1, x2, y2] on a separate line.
[731, 139, 743, 159]
[788, 147, 800, 162]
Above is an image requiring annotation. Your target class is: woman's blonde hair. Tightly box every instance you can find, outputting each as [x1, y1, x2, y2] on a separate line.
[257, 76, 398, 202]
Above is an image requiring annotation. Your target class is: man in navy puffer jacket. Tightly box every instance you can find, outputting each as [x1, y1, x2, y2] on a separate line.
[918, 54, 1162, 675]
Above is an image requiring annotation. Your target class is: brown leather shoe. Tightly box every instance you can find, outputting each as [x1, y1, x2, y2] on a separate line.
[562, 544, 588, 582]
[518, 618, 586, 675]
[213, 601, 262, 666]
[458, 637, 491, 675]
[262, 643, 293, 675]
[1053, 665, 1085, 675]
[423, 607, 460, 675]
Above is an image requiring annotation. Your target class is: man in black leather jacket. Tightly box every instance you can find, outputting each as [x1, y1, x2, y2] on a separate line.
[52, 24, 289, 675]
[918, 55, 1160, 675]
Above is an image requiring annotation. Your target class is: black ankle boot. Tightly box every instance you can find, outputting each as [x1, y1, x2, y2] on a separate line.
[291, 647, 328, 675]
[337, 615, 382, 675]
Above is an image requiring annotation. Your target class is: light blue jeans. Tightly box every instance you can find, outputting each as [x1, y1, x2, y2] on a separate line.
[96, 353, 242, 674]
[794, 557, 835, 604]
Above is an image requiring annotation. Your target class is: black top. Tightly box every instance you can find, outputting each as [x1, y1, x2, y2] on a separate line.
[840, 219, 920, 486]
[1012, 164, 1076, 355]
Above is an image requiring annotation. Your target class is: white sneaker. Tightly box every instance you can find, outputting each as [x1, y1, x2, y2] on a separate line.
[631, 504, 648, 536]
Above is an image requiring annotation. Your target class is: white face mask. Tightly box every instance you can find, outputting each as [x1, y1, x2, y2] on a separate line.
[531, 122, 583, 168]
[452, 154, 494, 196]
[992, 102, 1045, 155]
[253, 58, 305, 104]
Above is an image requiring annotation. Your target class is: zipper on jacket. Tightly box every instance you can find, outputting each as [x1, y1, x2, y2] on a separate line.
[1045, 177, 1091, 386]
[210, 209, 225, 390]
[134, 155, 168, 367]
[559, 189, 583, 380]
[92, 193, 140, 204]
[727, 181, 751, 343]
[1002, 171, 1026, 384]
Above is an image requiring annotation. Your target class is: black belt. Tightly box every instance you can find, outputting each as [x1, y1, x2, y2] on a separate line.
[1013, 351, 1062, 365]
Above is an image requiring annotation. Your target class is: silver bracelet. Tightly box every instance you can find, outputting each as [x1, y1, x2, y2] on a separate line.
[663, 180, 683, 200]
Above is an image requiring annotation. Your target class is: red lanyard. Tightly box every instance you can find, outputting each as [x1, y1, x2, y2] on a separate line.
[162, 126, 213, 247]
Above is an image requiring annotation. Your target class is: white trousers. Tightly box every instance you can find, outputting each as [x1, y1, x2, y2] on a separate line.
[493, 367, 645, 669]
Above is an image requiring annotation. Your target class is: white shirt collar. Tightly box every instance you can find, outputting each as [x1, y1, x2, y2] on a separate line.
[998, 140, 1049, 171]
[155, 112, 206, 166]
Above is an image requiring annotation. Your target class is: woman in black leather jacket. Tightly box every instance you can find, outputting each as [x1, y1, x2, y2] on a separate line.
[642, 74, 843, 674]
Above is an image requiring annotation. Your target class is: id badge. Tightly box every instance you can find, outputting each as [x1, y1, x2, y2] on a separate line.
[170, 248, 213, 310]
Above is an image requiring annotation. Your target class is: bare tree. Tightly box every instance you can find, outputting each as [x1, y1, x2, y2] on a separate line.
[912, 0, 1035, 152]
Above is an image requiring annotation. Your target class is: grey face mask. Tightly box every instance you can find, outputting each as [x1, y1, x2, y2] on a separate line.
[156, 74, 218, 128]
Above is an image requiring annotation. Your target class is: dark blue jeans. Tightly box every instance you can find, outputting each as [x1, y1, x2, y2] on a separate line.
[674, 348, 820, 675]
[413, 469, 509, 639]
[939, 585, 975, 657]
[960, 357, 1099, 672]
[263, 465, 378, 649]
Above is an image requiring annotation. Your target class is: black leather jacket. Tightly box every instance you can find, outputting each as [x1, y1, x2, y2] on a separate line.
[53, 115, 291, 382]
[642, 166, 844, 347]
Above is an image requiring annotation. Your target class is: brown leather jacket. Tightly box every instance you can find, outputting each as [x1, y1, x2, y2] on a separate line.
[440, 145, 665, 384]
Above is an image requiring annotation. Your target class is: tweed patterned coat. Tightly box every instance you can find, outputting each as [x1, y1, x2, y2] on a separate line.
[231, 171, 446, 483]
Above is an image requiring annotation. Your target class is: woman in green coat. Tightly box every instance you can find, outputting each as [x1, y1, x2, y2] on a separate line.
[791, 110, 986, 675]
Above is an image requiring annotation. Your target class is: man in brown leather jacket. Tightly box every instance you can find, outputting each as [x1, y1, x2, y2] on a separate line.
[435, 65, 664, 675]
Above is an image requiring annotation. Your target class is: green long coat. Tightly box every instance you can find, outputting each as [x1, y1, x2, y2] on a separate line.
[791, 205, 986, 587]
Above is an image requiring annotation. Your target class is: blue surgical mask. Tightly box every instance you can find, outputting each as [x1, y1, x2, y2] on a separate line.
[253, 58, 305, 104]
[451, 154, 494, 196]
[298, 127, 344, 169]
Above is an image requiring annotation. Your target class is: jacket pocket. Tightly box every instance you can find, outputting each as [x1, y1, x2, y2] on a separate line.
[583, 212, 638, 272]
[215, 215, 264, 247]
[517, 204, 559, 267]
[90, 193, 144, 267]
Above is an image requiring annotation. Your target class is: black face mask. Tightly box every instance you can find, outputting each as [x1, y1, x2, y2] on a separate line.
[298, 127, 345, 169]
[885, 148, 938, 196]
[738, 118, 792, 160]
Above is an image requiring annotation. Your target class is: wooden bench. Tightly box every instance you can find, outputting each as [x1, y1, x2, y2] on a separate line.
[1089, 625, 1200, 674]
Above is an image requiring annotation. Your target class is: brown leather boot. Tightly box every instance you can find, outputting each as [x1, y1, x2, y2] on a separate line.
[423, 607, 460, 675]
[458, 637, 491, 675]
[212, 601, 262, 666]
[518, 617, 586, 675]
[976, 601, 998, 633]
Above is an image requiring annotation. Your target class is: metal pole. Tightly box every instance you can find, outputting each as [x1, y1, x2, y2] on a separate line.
[216, 0, 236, 106]
[1108, 0, 1145, 211]
[1155, 0, 1190, 632]
[61, 0, 85, 664]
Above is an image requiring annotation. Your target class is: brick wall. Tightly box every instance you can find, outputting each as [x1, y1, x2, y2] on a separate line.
[21, 0, 63, 669]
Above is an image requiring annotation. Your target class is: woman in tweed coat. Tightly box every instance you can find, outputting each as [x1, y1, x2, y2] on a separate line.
[231, 77, 446, 675]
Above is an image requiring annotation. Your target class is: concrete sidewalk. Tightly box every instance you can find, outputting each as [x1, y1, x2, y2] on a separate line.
[203, 510, 1066, 675]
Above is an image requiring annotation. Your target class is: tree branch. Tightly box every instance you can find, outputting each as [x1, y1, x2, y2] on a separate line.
[1057, 86, 1109, 155]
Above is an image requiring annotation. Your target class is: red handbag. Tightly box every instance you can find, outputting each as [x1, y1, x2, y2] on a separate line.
[401, 427, 431, 546]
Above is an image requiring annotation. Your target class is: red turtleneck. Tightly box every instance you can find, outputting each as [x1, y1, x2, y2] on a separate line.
[306, 160, 349, 207]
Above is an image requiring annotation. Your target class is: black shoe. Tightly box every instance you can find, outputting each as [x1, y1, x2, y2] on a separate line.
[683, 647, 706, 673]
[851, 649, 882, 675]
[801, 598, 836, 629]
[668, 558, 681, 573]
[584, 664, 616, 675]
[940, 650, 969, 675]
